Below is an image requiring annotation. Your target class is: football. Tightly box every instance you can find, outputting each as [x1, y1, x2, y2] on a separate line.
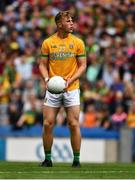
[47, 76, 66, 94]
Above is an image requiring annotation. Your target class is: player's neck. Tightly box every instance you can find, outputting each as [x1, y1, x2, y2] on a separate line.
[57, 31, 69, 39]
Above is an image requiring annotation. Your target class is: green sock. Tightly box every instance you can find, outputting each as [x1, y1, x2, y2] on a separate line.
[45, 150, 51, 161]
[73, 152, 80, 162]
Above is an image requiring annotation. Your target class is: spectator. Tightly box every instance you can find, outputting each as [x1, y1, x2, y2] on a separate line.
[127, 104, 135, 128]
[7, 102, 22, 130]
[81, 104, 97, 128]
[16, 107, 37, 128]
[17, 93, 42, 128]
[102, 62, 118, 88]
[96, 107, 111, 129]
[22, 79, 37, 102]
[86, 53, 101, 84]
[111, 105, 127, 130]
[110, 73, 125, 92]
[0, 76, 11, 125]
[15, 54, 33, 81]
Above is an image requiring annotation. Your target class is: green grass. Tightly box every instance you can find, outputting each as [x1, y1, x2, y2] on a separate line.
[0, 161, 135, 179]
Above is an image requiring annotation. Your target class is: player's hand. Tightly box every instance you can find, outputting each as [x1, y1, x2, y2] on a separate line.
[44, 77, 49, 90]
[63, 78, 72, 91]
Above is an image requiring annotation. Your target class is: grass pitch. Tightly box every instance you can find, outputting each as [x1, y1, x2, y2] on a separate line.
[0, 161, 135, 179]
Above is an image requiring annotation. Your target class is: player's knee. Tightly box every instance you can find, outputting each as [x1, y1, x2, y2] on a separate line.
[43, 120, 54, 130]
[68, 121, 79, 130]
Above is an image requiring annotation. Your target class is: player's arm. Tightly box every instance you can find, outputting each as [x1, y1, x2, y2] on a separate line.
[66, 40, 87, 87]
[38, 40, 50, 85]
[39, 57, 49, 82]
[68, 56, 86, 85]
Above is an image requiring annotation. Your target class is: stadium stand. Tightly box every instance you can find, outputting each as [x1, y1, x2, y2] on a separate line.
[0, 0, 134, 137]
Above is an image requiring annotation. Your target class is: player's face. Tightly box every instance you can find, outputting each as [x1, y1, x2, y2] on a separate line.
[61, 16, 74, 33]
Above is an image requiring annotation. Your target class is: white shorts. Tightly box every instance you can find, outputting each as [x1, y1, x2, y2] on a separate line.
[44, 89, 80, 107]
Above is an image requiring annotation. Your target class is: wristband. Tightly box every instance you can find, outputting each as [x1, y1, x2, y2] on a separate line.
[45, 77, 49, 83]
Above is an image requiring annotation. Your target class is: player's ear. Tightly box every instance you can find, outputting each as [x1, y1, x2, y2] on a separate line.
[58, 22, 62, 28]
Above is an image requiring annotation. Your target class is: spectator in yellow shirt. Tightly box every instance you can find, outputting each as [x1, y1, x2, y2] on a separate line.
[127, 104, 135, 128]
[0, 76, 11, 125]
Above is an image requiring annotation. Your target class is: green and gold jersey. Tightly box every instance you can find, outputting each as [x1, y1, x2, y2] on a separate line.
[41, 33, 86, 91]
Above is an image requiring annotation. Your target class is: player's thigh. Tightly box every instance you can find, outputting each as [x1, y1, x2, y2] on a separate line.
[63, 89, 80, 107]
[43, 105, 60, 126]
[65, 105, 80, 125]
[44, 90, 62, 107]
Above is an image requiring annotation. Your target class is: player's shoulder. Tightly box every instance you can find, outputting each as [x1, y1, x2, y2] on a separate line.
[70, 34, 84, 44]
[42, 33, 57, 44]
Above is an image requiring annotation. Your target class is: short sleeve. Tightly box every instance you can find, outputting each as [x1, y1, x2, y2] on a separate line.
[40, 40, 49, 58]
[76, 39, 86, 58]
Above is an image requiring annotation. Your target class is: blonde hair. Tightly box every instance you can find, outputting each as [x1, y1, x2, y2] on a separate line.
[55, 11, 72, 24]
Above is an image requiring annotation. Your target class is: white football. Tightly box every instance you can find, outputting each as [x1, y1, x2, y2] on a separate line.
[47, 76, 66, 94]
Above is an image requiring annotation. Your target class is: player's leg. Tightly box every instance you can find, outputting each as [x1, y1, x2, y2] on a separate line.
[64, 89, 81, 167]
[42, 105, 59, 167]
[42, 91, 62, 167]
[65, 105, 81, 167]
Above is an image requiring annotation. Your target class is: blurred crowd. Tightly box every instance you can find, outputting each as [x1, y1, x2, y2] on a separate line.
[0, 0, 135, 131]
